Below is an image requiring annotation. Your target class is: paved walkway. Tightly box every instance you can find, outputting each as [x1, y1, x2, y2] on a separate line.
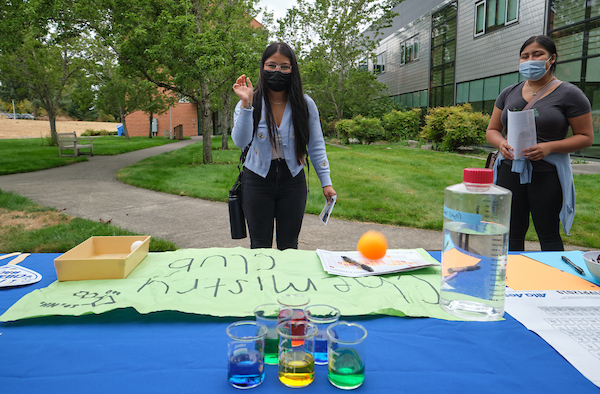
[0, 137, 594, 251]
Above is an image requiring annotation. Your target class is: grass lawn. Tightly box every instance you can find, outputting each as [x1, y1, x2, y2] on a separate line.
[0, 136, 179, 175]
[116, 138, 600, 249]
[0, 190, 178, 253]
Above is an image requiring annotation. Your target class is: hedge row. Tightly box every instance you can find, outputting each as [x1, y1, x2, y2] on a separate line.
[332, 104, 490, 152]
[334, 108, 422, 145]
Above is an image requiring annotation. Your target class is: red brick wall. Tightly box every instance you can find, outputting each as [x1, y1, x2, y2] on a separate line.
[124, 103, 201, 137]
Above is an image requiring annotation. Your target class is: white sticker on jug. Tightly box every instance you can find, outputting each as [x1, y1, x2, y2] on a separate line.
[443, 206, 482, 226]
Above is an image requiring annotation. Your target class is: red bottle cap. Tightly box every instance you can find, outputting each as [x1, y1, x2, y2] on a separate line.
[463, 168, 493, 184]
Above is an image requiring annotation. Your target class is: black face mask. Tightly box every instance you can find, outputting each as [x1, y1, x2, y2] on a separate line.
[263, 70, 292, 92]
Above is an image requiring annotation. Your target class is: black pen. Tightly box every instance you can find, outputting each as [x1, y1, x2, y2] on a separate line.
[561, 256, 585, 275]
[341, 256, 374, 272]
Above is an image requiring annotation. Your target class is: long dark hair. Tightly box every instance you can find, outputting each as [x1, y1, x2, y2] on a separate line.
[254, 42, 309, 165]
[520, 35, 558, 73]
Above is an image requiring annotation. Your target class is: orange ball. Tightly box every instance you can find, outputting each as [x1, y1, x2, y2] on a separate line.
[357, 230, 388, 260]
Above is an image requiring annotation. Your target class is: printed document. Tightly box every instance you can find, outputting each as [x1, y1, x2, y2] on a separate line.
[505, 289, 600, 387]
[319, 195, 336, 225]
[316, 249, 439, 277]
[507, 109, 537, 160]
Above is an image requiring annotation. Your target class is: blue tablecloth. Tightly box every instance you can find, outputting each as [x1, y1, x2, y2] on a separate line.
[0, 253, 597, 393]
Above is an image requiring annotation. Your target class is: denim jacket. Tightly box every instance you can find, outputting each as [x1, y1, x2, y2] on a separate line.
[493, 153, 575, 235]
[232, 95, 332, 187]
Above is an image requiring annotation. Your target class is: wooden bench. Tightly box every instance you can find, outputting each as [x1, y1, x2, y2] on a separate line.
[57, 132, 94, 157]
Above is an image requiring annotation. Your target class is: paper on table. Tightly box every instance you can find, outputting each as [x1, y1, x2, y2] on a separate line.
[0, 253, 41, 288]
[316, 248, 440, 277]
[505, 289, 600, 387]
[319, 195, 336, 225]
[506, 255, 600, 291]
[507, 109, 537, 160]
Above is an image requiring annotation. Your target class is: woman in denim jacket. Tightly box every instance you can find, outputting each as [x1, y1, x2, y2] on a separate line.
[232, 42, 336, 250]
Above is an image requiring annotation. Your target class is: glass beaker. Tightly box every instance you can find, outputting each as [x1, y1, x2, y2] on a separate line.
[226, 321, 267, 389]
[327, 321, 367, 390]
[277, 321, 317, 388]
[253, 303, 292, 365]
[277, 293, 310, 322]
[304, 304, 341, 365]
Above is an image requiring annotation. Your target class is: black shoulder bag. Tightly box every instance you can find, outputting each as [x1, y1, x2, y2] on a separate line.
[228, 95, 261, 239]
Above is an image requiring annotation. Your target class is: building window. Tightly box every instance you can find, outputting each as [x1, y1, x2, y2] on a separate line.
[474, 0, 519, 37]
[430, 1, 457, 107]
[374, 52, 386, 74]
[359, 58, 368, 71]
[401, 35, 420, 65]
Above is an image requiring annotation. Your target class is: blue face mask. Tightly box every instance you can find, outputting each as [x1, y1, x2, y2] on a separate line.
[519, 57, 552, 81]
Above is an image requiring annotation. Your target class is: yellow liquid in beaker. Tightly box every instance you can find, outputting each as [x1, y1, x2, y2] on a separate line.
[278, 351, 314, 387]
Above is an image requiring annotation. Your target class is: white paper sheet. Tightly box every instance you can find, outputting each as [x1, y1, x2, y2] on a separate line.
[507, 109, 537, 160]
[316, 249, 439, 277]
[505, 289, 600, 387]
[319, 195, 336, 225]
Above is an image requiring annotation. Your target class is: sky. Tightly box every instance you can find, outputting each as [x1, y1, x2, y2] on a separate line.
[257, 0, 293, 23]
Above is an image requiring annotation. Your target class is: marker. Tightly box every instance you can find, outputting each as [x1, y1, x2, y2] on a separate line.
[448, 265, 481, 274]
[561, 256, 585, 275]
[341, 256, 374, 272]
[441, 272, 458, 284]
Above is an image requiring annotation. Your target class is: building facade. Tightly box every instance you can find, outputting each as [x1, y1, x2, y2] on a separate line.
[125, 102, 200, 138]
[372, 0, 600, 157]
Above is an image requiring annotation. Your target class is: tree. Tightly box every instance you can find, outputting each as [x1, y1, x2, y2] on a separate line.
[0, 32, 90, 142]
[0, 1, 93, 143]
[276, 0, 400, 120]
[64, 77, 99, 121]
[0, 79, 30, 104]
[96, 73, 173, 140]
[90, 0, 267, 163]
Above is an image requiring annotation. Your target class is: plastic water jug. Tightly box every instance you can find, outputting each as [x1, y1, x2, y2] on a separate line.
[440, 168, 512, 321]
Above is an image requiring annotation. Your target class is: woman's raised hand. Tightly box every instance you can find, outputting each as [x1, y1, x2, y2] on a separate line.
[233, 75, 253, 108]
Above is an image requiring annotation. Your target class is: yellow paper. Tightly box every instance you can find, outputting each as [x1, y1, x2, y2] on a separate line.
[506, 255, 600, 290]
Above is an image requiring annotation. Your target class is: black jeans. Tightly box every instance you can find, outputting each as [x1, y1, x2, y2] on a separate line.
[242, 160, 307, 250]
[497, 161, 564, 251]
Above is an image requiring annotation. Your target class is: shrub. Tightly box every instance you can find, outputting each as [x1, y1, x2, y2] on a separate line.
[421, 104, 490, 152]
[359, 96, 403, 119]
[323, 119, 337, 139]
[349, 115, 385, 144]
[97, 113, 115, 122]
[81, 129, 118, 136]
[382, 108, 422, 141]
[469, 111, 491, 137]
[421, 106, 453, 144]
[335, 119, 354, 143]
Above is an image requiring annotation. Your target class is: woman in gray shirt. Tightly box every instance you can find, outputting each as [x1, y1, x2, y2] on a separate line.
[486, 35, 593, 251]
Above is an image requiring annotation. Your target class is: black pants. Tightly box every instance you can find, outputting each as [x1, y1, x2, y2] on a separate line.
[242, 160, 307, 250]
[497, 161, 564, 251]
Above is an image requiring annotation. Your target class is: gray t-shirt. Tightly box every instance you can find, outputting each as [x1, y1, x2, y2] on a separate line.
[495, 80, 591, 170]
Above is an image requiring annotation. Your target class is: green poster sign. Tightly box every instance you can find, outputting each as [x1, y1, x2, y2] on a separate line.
[1, 248, 460, 322]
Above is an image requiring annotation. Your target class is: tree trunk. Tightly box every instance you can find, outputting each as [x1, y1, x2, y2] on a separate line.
[221, 90, 232, 150]
[120, 106, 130, 140]
[45, 97, 59, 145]
[48, 111, 58, 145]
[201, 81, 213, 164]
[148, 111, 153, 138]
